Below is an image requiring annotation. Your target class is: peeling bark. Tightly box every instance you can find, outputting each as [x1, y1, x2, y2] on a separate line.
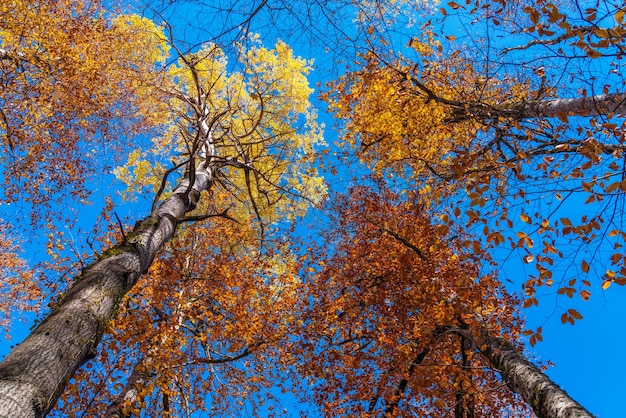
[0, 171, 212, 418]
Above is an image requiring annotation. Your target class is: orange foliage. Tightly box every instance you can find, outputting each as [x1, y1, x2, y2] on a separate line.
[0, 0, 167, 215]
[57, 215, 301, 416]
[324, 0, 626, 314]
[2, 0, 622, 415]
[290, 184, 529, 416]
[0, 221, 37, 336]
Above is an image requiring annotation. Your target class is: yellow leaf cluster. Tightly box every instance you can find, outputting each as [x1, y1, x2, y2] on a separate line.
[117, 36, 325, 222]
[112, 149, 165, 200]
[325, 43, 531, 206]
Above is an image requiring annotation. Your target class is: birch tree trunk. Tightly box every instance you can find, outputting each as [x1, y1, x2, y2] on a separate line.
[474, 328, 593, 418]
[0, 170, 213, 418]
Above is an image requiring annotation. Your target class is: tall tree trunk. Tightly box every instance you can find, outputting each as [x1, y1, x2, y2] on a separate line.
[0, 170, 213, 418]
[473, 328, 593, 418]
[503, 92, 626, 119]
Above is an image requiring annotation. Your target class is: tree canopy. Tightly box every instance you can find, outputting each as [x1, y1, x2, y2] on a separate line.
[0, 0, 624, 416]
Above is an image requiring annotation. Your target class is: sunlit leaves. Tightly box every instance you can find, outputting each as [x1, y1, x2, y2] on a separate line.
[561, 309, 583, 325]
[526, 327, 543, 347]
[0, 220, 37, 335]
[59, 218, 301, 416]
[54, 20, 326, 417]
[324, 0, 626, 320]
[290, 185, 528, 416]
[0, 1, 169, 215]
[112, 149, 165, 200]
[117, 37, 325, 223]
[2, 0, 623, 414]
[557, 287, 576, 298]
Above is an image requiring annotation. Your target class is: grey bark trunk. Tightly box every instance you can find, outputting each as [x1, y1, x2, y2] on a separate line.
[0, 171, 212, 418]
[446, 92, 626, 123]
[502, 92, 626, 119]
[475, 329, 593, 418]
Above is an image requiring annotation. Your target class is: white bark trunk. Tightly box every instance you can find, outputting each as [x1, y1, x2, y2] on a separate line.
[475, 329, 593, 418]
[446, 93, 626, 123]
[0, 170, 212, 418]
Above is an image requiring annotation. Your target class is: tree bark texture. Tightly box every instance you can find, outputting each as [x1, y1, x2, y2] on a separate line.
[504, 92, 626, 119]
[447, 92, 626, 123]
[0, 171, 212, 418]
[475, 329, 593, 418]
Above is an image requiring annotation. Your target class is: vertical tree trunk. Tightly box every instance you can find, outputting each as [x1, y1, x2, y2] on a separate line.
[0, 170, 212, 418]
[474, 328, 593, 418]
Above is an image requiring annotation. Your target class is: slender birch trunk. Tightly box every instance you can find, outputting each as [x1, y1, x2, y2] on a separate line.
[0, 170, 213, 418]
[474, 328, 593, 418]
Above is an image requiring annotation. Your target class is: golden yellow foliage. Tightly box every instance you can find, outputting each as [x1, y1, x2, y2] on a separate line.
[116, 36, 325, 223]
[0, 0, 168, 210]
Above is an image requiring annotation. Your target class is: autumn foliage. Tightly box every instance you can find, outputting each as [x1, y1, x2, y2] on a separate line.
[323, 0, 626, 324]
[57, 216, 301, 416]
[0, 222, 36, 335]
[288, 184, 529, 416]
[0, 0, 168, 218]
[0, 0, 623, 416]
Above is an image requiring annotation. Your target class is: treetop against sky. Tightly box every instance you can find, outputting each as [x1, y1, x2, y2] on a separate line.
[0, 0, 625, 416]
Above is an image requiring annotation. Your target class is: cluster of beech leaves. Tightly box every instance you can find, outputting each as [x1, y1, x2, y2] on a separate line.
[289, 184, 529, 416]
[0, 2, 168, 214]
[0, 0, 625, 416]
[326, 0, 626, 327]
[58, 214, 302, 416]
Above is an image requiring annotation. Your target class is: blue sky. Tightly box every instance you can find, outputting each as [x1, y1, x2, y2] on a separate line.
[1, 0, 625, 416]
[529, 286, 626, 417]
